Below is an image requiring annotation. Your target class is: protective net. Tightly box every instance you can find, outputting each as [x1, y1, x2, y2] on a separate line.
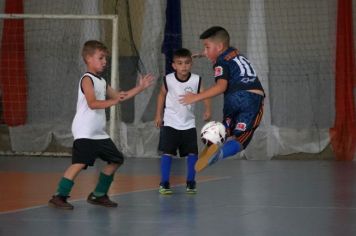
[0, 0, 355, 159]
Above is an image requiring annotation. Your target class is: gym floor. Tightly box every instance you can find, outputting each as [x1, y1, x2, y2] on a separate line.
[1, 156, 356, 236]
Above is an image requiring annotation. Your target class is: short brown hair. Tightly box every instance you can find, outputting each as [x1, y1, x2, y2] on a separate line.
[173, 48, 192, 60]
[81, 40, 108, 62]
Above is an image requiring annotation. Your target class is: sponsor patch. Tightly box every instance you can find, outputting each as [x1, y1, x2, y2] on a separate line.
[236, 122, 247, 131]
[214, 66, 223, 77]
[224, 117, 232, 127]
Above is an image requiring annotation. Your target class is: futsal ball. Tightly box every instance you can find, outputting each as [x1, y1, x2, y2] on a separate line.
[200, 121, 226, 145]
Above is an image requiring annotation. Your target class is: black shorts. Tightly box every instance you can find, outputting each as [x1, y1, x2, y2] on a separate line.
[158, 126, 198, 157]
[72, 138, 124, 167]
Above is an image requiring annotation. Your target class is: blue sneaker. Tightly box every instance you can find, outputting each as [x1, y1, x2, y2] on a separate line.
[195, 144, 222, 172]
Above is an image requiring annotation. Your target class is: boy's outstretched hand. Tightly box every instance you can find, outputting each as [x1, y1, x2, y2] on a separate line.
[179, 92, 198, 105]
[138, 74, 154, 90]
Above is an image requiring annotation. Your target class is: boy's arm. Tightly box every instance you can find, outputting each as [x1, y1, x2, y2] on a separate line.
[180, 79, 227, 105]
[154, 84, 167, 128]
[107, 74, 154, 102]
[82, 76, 123, 109]
[200, 85, 212, 121]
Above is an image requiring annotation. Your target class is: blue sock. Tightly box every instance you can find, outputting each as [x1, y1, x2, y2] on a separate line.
[160, 154, 172, 183]
[186, 154, 198, 182]
[221, 139, 241, 159]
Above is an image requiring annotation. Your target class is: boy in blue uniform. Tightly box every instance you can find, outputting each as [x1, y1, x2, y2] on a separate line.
[155, 48, 211, 194]
[180, 26, 264, 171]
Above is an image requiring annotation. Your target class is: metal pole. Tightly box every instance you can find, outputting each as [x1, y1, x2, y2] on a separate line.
[109, 15, 120, 144]
[0, 13, 117, 20]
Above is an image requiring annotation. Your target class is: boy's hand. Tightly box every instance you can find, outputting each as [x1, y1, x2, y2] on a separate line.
[203, 110, 211, 121]
[154, 114, 163, 128]
[138, 74, 154, 90]
[117, 91, 129, 101]
[179, 92, 198, 105]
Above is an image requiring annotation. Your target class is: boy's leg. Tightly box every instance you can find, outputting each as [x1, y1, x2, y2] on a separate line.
[186, 154, 198, 182]
[59, 163, 86, 195]
[87, 164, 119, 207]
[49, 163, 85, 210]
[93, 163, 120, 197]
[196, 92, 264, 172]
[87, 139, 124, 207]
[186, 154, 198, 194]
[179, 128, 199, 193]
[157, 126, 179, 194]
[159, 154, 173, 194]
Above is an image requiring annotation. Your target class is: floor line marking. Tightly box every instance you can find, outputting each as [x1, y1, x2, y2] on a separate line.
[0, 176, 231, 215]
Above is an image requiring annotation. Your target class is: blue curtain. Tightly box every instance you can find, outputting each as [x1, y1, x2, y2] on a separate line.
[162, 0, 182, 74]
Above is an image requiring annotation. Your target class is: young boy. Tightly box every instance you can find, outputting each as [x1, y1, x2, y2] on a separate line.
[155, 48, 211, 194]
[180, 26, 264, 172]
[48, 40, 154, 210]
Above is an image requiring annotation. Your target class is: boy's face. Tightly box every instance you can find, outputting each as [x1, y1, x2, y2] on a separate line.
[172, 56, 192, 77]
[86, 49, 107, 73]
[202, 39, 223, 63]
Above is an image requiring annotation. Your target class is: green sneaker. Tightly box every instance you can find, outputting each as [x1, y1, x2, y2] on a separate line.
[159, 182, 173, 195]
[186, 181, 197, 194]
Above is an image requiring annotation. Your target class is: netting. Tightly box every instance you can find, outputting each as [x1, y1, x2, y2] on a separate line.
[0, 0, 113, 153]
[0, 0, 355, 159]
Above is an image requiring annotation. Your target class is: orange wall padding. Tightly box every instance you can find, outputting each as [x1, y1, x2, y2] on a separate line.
[0, 0, 27, 126]
[330, 0, 356, 160]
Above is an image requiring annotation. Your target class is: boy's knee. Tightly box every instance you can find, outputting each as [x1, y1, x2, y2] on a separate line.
[113, 155, 124, 166]
[114, 158, 124, 166]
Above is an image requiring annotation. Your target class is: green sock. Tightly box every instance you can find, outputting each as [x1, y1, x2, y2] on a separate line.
[56, 177, 74, 197]
[93, 172, 114, 197]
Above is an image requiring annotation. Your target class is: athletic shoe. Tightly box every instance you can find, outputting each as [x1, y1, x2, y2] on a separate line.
[195, 144, 223, 172]
[48, 195, 74, 210]
[159, 182, 173, 195]
[87, 192, 118, 207]
[186, 181, 197, 194]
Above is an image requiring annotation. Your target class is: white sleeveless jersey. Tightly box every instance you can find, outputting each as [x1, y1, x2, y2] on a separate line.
[163, 72, 201, 130]
[71, 72, 109, 140]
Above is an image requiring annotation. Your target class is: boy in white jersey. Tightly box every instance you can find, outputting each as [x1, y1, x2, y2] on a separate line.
[155, 48, 211, 194]
[49, 40, 154, 210]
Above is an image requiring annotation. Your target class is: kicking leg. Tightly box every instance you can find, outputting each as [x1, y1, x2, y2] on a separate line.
[195, 139, 242, 172]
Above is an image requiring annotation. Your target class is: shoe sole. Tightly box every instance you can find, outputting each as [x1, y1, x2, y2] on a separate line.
[159, 190, 173, 195]
[87, 199, 118, 207]
[195, 144, 219, 172]
[48, 202, 74, 210]
[186, 190, 197, 194]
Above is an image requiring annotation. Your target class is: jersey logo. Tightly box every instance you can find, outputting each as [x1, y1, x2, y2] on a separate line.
[241, 77, 256, 83]
[214, 66, 223, 77]
[184, 87, 193, 93]
[236, 122, 247, 131]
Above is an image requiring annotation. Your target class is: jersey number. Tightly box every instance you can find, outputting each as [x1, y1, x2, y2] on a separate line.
[233, 56, 257, 77]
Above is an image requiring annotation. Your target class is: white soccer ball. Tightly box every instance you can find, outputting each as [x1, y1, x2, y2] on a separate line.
[200, 121, 226, 145]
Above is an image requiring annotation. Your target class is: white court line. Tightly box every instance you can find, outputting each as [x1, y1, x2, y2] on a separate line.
[0, 176, 231, 215]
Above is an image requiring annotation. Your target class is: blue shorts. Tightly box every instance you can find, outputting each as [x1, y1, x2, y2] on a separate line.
[222, 90, 264, 148]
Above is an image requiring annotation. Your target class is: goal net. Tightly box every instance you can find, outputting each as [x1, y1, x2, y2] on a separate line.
[0, 1, 121, 155]
[1, 0, 354, 159]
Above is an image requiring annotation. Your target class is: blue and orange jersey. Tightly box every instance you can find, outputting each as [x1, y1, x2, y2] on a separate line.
[213, 47, 264, 95]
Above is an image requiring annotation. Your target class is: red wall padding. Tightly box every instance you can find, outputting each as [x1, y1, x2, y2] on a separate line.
[0, 0, 27, 126]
